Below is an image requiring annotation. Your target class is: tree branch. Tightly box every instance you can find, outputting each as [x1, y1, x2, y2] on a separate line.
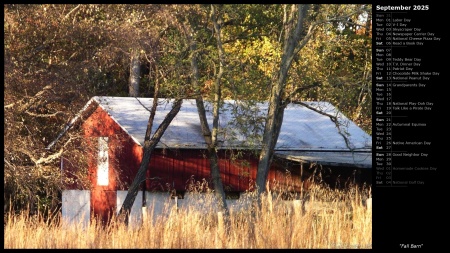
[25, 111, 64, 118]
[284, 82, 321, 106]
[296, 101, 354, 151]
[63, 4, 81, 21]
[15, 85, 53, 113]
[19, 135, 74, 167]
[222, 33, 271, 44]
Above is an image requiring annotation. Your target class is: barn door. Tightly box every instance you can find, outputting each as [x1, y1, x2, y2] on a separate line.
[91, 189, 116, 226]
[91, 137, 116, 225]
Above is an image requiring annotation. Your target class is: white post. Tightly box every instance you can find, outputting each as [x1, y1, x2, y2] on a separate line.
[366, 197, 372, 213]
[175, 196, 178, 212]
[217, 211, 225, 248]
[142, 206, 148, 226]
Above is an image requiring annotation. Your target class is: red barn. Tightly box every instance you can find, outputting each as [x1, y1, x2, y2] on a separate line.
[47, 96, 372, 226]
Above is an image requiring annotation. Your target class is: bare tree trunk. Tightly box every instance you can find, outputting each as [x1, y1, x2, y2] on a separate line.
[117, 96, 182, 225]
[181, 6, 230, 217]
[210, 4, 229, 216]
[194, 98, 229, 214]
[129, 50, 141, 97]
[256, 4, 311, 197]
[255, 4, 368, 198]
[354, 45, 371, 122]
[354, 90, 368, 121]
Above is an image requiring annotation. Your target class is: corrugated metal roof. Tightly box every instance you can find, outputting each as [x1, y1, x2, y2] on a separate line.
[91, 96, 371, 151]
[274, 151, 372, 169]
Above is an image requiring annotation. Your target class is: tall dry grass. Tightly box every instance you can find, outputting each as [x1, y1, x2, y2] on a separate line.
[4, 186, 371, 249]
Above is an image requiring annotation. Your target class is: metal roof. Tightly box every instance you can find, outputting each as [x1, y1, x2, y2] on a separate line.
[86, 96, 372, 151]
[274, 151, 372, 169]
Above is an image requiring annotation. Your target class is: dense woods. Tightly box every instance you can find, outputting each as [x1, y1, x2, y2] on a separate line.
[4, 4, 372, 215]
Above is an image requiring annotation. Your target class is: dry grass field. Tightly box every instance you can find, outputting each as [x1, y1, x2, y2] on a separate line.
[4, 186, 372, 249]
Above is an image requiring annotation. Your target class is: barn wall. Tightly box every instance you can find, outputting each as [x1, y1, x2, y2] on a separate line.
[61, 189, 324, 228]
[177, 192, 253, 214]
[62, 190, 168, 228]
[147, 149, 251, 192]
[62, 106, 308, 194]
[145, 149, 302, 193]
[272, 156, 372, 189]
[61, 156, 85, 190]
[83, 106, 123, 191]
[125, 192, 255, 227]
[81, 107, 145, 223]
[61, 190, 90, 228]
[142, 192, 175, 225]
[61, 106, 365, 225]
[116, 190, 143, 228]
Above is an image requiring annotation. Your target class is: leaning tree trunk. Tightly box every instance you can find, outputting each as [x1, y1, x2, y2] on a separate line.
[256, 4, 311, 197]
[117, 98, 183, 225]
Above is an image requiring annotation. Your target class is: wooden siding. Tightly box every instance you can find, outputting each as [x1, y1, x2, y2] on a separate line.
[91, 189, 116, 224]
[147, 149, 256, 192]
[82, 106, 140, 222]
